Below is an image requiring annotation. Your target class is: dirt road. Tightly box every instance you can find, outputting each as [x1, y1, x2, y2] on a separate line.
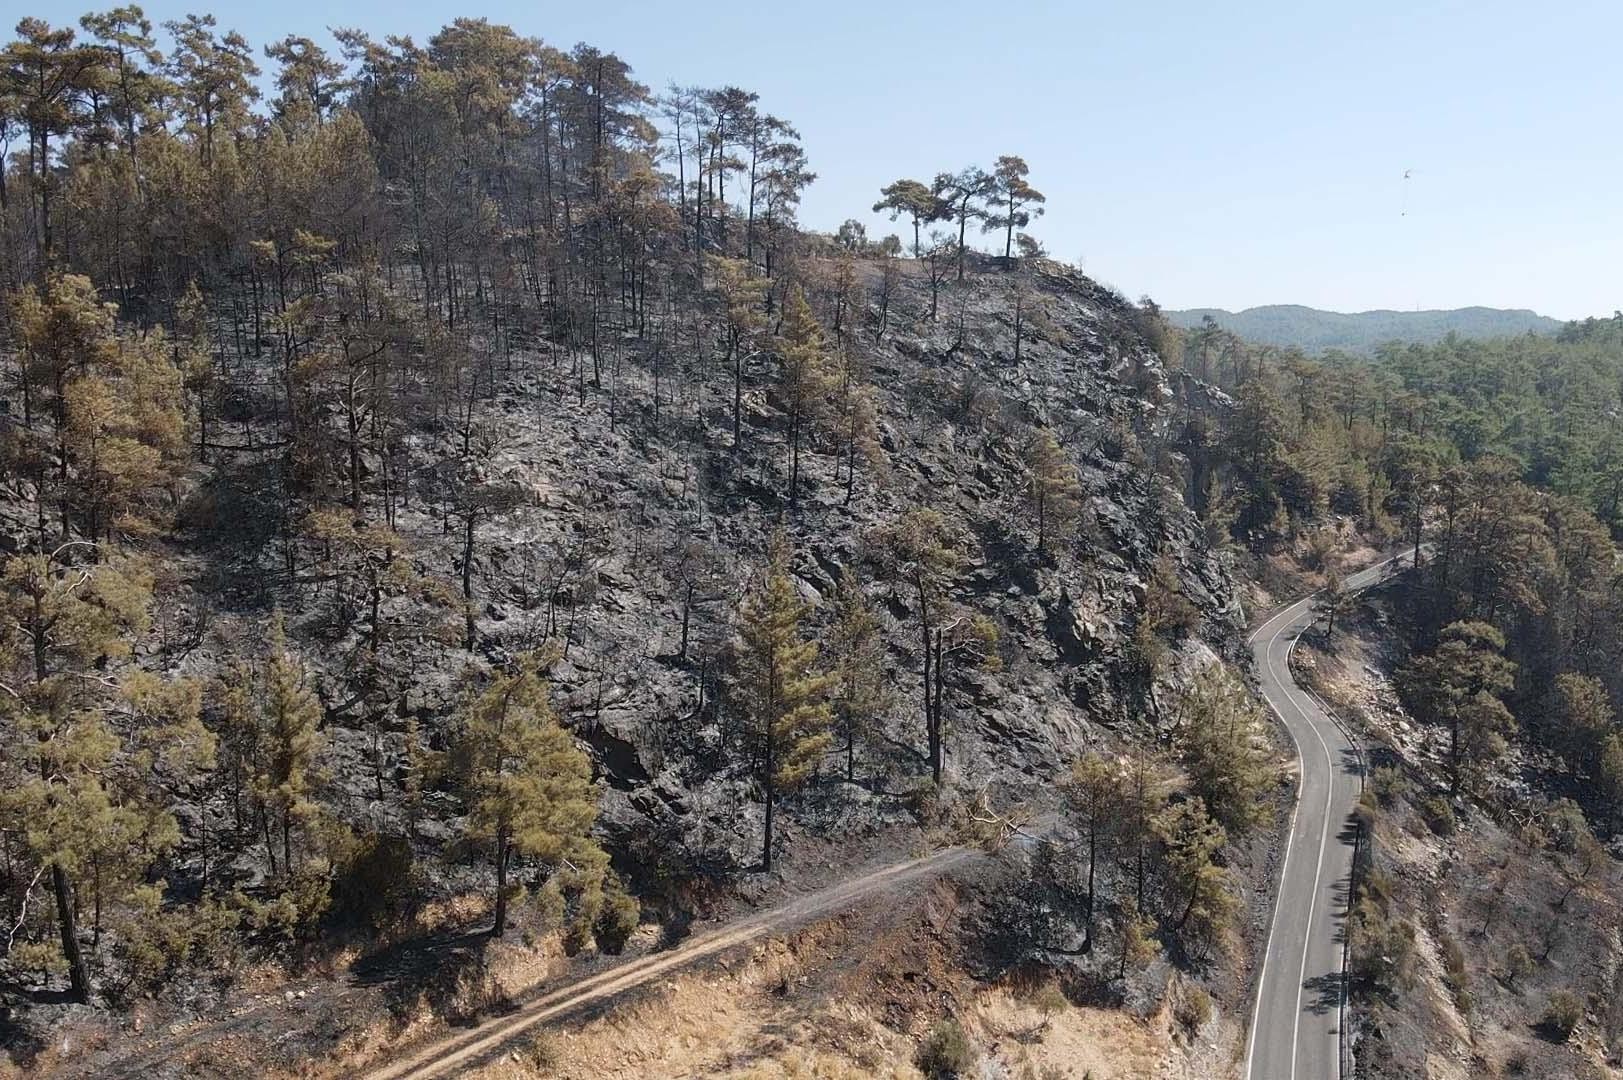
[363, 842, 980, 1079]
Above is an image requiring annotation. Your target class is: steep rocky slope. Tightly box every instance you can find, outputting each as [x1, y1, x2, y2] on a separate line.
[152, 254, 1242, 884]
[3, 252, 1254, 1079]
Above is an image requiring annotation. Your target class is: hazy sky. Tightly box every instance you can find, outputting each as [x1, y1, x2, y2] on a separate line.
[16, 0, 1623, 319]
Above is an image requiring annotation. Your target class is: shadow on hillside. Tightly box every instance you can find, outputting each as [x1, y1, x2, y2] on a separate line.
[349, 927, 504, 1030]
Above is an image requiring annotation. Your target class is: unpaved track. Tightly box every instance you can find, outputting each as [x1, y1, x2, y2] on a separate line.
[1242, 550, 1411, 1080]
[364, 843, 980, 1079]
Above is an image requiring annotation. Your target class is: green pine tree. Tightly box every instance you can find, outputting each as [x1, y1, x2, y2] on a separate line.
[0, 548, 155, 1002]
[1174, 664, 1276, 835]
[451, 653, 607, 937]
[735, 533, 834, 872]
[1398, 621, 1516, 794]
[257, 613, 323, 879]
[1024, 428, 1081, 554]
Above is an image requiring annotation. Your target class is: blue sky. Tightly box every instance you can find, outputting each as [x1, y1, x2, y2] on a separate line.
[14, 0, 1622, 318]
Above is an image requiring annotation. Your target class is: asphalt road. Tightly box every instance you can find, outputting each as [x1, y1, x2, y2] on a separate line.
[1243, 551, 1410, 1080]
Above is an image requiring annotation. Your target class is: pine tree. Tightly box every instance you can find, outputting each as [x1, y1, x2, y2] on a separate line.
[871, 509, 974, 786]
[1223, 379, 1289, 540]
[1063, 753, 1126, 951]
[734, 533, 833, 872]
[1118, 900, 1157, 980]
[162, 13, 261, 164]
[709, 256, 767, 448]
[1549, 671, 1610, 773]
[932, 167, 993, 281]
[1398, 620, 1517, 794]
[922, 231, 957, 320]
[64, 327, 189, 542]
[1174, 664, 1276, 835]
[1154, 796, 1236, 953]
[1023, 428, 1081, 554]
[6, 273, 120, 536]
[257, 614, 323, 879]
[827, 335, 884, 506]
[985, 155, 1045, 260]
[1123, 750, 1173, 913]
[122, 671, 214, 889]
[1382, 434, 1440, 563]
[777, 286, 831, 508]
[450, 653, 606, 937]
[0, 547, 153, 1001]
[1316, 567, 1354, 639]
[872, 178, 941, 258]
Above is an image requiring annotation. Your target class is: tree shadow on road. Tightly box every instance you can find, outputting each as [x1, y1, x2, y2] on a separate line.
[1303, 970, 1347, 1016]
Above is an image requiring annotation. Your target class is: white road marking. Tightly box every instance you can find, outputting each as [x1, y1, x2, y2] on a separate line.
[1285, 631, 1337, 1080]
[1242, 595, 1314, 1080]
[1242, 551, 1410, 1080]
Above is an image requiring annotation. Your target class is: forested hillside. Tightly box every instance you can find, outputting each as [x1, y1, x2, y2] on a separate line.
[1167, 307, 1623, 805]
[0, 12, 1288, 1075]
[1161, 306, 1623, 1073]
[1166, 304, 1561, 352]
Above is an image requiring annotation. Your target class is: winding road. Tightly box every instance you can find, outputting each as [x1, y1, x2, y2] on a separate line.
[1243, 550, 1411, 1080]
[346, 555, 1410, 1080]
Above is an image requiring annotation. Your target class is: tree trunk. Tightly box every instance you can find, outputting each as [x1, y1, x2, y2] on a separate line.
[1083, 826, 1097, 951]
[462, 511, 477, 650]
[492, 830, 509, 936]
[918, 582, 933, 782]
[762, 734, 776, 873]
[931, 632, 945, 786]
[53, 863, 90, 1003]
[731, 339, 743, 447]
[680, 583, 693, 658]
[956, 207, 968, 281]
[845, 711, 856, 783]
[789, 411, 801, 507]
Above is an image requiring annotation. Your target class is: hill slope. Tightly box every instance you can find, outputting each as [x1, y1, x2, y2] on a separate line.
[1165, 304, 1562, 352]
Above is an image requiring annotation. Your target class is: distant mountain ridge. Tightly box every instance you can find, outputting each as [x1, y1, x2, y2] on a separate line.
[1164, 304, 1563, 353]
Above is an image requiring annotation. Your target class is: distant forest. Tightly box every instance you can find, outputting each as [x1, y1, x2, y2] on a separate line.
[1166, 304, 1563, 352]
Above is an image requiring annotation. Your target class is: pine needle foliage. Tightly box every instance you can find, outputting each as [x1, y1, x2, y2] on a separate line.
[734, 532, 833, 872]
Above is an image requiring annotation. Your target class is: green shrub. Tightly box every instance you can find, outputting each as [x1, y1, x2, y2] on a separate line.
[1303, 527, 1340, 571]
[915, 1018, 978, 1078]
[522, 1032, 559, 1070]
[1028, 982, 1068, 1019]
[1175, 985, 1213, 1034]
[1418, 795, 1456, 837]
[593, 871, 640, 955]
[1369, 766, 1410, 808]
[1441, 936, 1466, 982]
[1543, 990, 1583, 1041]
[233, 865, 331, 947]
[107, 888, 244, 1003]
[531, 876, 566, 928]
[1349, 892, 1415, 993]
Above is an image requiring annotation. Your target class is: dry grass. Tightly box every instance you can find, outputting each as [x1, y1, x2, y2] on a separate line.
[454, 905, 1237, 1080]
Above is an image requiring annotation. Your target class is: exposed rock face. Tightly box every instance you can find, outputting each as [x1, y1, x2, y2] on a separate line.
[147, 254, 1244, 880]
